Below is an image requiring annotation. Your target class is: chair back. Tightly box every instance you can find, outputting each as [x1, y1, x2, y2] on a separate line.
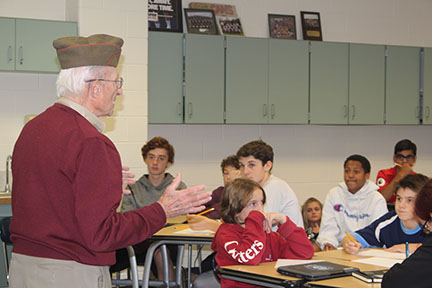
[0, 217, 12, 245]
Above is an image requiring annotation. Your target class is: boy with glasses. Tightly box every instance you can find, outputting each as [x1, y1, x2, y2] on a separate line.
[376, 139, 417, 203]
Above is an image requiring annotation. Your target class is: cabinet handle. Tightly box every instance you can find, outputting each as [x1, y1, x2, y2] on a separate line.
[188, 102, 193, 118]
[351, 105, 356, 120]
[263, 104, 267, 117]
[19, 46, 23, 65]
[271, 104, 275, 119]
[7, 45, 12, 63]
[177, 102, 182, 116]
[343, 105, 348, 118]
[426, 106, 431, 119]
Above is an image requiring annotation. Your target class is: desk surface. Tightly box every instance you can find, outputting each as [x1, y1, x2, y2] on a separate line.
[152, 223, 215, 242]
[218, 249, 390, 288]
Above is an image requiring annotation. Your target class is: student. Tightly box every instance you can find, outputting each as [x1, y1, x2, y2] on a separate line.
[191, 155, 241, 220]
[236, 140, 304, 227]
[382, 178, 432, 288]
[302, 197, 323, 243]
[116, 136, 186, 280]
[316, 154, 388, 251]
[376, 139, 417, 203]
[343, 174, 428, 254]
[212, 178, 314, 288]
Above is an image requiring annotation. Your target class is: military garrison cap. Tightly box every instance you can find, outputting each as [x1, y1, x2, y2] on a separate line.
[53, 34, 124, 69]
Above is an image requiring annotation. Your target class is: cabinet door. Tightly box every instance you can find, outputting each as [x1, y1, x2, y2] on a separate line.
[310, 42, 349, 124]
[0, 18, 15, 71]
[268, 39, 309, 124]
[184, 34, 224, 124]
[349, 44, 385, 124]
[424, 48, 432, 125]
[386, 46, 421, 124]
[148, 32, 184, 124]
[15, 19, 77, 72]
[225, 37, 269, 124]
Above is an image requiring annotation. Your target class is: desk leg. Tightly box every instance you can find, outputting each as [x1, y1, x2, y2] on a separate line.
[176, 245, 185, 288]
[160, 245, 170, 287]
[187, 245, 193, 288]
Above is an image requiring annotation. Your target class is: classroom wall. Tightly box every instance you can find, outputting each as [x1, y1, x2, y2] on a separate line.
[0, 0, 431, 206]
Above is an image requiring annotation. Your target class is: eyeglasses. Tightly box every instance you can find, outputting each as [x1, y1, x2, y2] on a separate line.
[421, 216, 431, 236]
[85, 77, 124, 89]
[395, 154, 415, 161]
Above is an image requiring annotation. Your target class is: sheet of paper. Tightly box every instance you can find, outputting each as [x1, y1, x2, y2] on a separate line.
[352, 257, 403, 268]
[173, 228, 215, 235]
[275, 259, 324, 268]
[358, 250, 405, 260]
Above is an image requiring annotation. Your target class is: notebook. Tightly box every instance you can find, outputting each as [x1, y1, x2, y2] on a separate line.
[352, 270, 387, 283]
[277, 261, 360, 281]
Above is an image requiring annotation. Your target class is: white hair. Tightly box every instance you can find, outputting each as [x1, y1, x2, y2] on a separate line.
[56, 66, 108, 98]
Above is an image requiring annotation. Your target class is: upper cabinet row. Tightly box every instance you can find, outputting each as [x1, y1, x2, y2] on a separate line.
[148, 32, 426, 125]
[0, 17, 77, 73]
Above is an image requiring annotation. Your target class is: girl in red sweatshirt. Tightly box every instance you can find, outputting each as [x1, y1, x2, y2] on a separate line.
[211, 178, 314, 288]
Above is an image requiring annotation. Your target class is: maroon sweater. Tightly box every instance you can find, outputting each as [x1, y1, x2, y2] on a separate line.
[212, 211, 314, 288]
[11, 103, 166, 266]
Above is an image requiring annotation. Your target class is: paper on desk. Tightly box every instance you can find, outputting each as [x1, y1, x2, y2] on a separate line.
[352, 257, 403, 268]
[358, 250, 405, 260]
[173, 228, 215, 235]
[275, 259, 324, 268]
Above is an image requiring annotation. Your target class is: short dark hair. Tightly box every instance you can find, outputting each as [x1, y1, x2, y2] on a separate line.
[221, 178, 266, 225]
[343, 154, 371, 174]
[395, 174, 429, 196]
[141, 136, 175, 164]
[236, 140, 274, 166]
[415, 178, 432, 221]
[220, 155, 240, 173]
[394, 139, 417, 155]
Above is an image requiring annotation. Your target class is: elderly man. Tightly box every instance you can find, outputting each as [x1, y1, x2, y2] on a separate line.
[8, 34, 211, 288]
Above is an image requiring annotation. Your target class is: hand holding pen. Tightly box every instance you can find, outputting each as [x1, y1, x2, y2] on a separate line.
[342, 232, 362, 254]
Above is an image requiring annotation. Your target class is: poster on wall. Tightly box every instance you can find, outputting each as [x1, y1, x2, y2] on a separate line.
[189, 2, 244, 36]
[268, 14, 296, 39]
[300, 11, 322, 41]
[148, 0, 183, 32]
[184, 8, 219, 35]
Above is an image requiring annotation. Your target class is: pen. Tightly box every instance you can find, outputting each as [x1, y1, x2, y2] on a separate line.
[406, 242, 410, 258]
[345, 232, 359, 244]
[174, 225, 189, 230]
[395, 163, 402, 167]
[197, 207, 215, 216]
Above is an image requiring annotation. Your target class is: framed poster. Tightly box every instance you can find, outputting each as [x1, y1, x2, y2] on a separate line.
[148, 0, 183, 32]
[300, 11, 323, 41]
[184, 8, 219, 35]
[189, 2, 244, 36]
[268, 14, 296, 39]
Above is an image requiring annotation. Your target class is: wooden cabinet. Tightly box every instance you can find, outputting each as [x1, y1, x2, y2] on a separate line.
[309, 42, 349, 124]
[0, 17, 77, 73]
[349, 43, 385, 124]
[225, 36, 269, 124]
[148, 32, 184, 124]
[184, 34, 224, 124]
[423, 48, 432, 125]
[268, 39, 309, 124]
[385, 46, 421, 125]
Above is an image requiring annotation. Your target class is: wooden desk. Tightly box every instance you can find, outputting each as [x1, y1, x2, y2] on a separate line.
[217, 250, 388, 288]
[142, 224, 214, 288]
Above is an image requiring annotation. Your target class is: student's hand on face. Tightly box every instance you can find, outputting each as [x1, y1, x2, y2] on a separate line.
[229, 169, 242, 182]
[262, 212, 286, 233]
[396, 163, 413, 178]
[342, 236, 361, 254]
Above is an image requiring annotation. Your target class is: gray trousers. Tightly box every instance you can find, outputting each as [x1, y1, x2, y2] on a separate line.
[9, 253, 111, 288]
